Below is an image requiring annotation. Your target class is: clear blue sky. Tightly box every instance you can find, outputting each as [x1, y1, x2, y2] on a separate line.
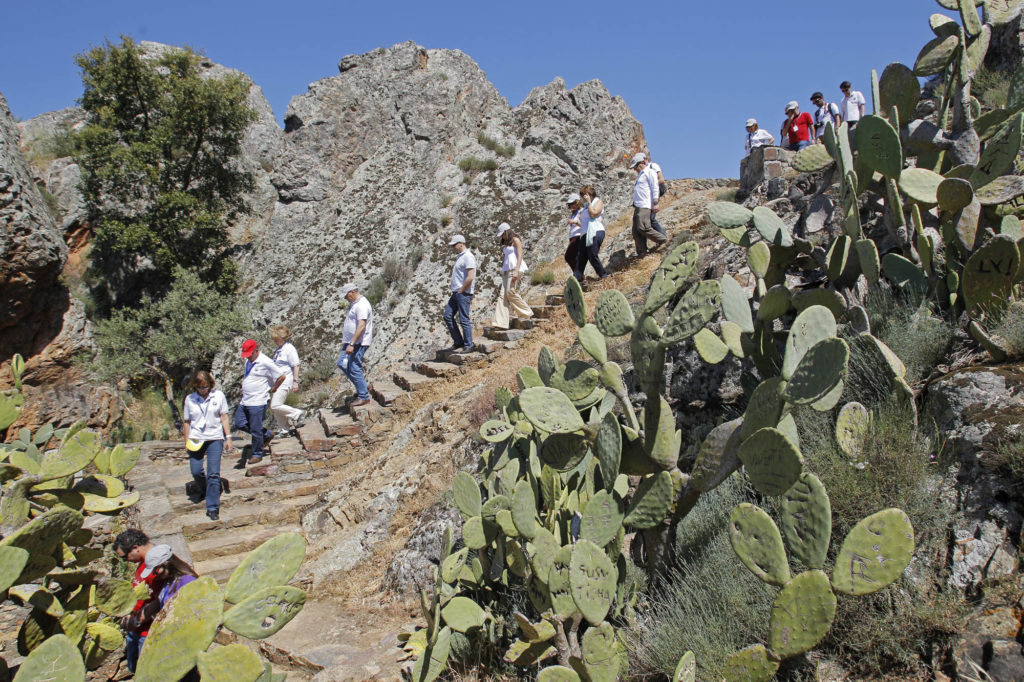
[2, 1, 943, 178]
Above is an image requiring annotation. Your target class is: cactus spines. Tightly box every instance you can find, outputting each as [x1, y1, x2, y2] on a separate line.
[577, 324, 608, 365]
[223, 585, 306, 639]
[623, 470, 674, 529]
[793, 144, 835, 173]
[963, 234, 1021, 316]
[781, 473, 832, 569]
[856, 115, 903, 178]
[914, 33, 960, 76]
[440, 596, 487, 633]
[479, 420, 513, 443]
[783, 305, 838, 380]
[879, 62, 921, 124]
[769, 569, 838, 658]
[971, 112, 1024, 188]
[519, 387, 585, 434]
[12, 633, 84, 682]
[728, 503, 791, 586]
[739, 427, 803, 497]
[594, 289, 635, 337]
[645, 241, 701, 313]
[135, 577, 223, 682]
[661, 279, 721, 346]
[899, 167, 943, 205]
[721, 644, 779, 682]
[569, 539, 617, 625]
[756, 284, 791, 321]
[694, 328, 730, 364]
[708, 202, 753, 229]
[453, 471, 482, 519]
[836, 401, 871, 460]
[580, 490, 624, 548]
[937, 176, 975, 212]
[752, 206, 793, 247]
[196, 644, 264, 682]
[224, 532, 306, 605]
[563, 276, 587, 327]
[782, 337, 850, 405]
[832, 508, 915, 596]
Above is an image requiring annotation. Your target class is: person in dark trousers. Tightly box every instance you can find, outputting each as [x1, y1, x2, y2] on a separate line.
[443, 234, 477, 353]
[113, 529, 165, 674]
[629, 153, 667, 257]
[238, 339, 286, 466]
[574, 185, 608, 281]
[565, 193, 585, 272]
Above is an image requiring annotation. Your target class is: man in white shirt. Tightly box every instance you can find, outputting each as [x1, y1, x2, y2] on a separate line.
[810, 92, 841, 143]
[744, 118, 775, 155]
[629, 153, 667, 257]
[648, 157, 667, 237]
[443, 234, 476, 353]
[239, 339, 286, 465]
[338, 283, 373, 407]
[840, 81, 866, 128]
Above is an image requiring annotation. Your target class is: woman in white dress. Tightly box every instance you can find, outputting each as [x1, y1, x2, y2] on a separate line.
[491, 222, 533, 329]
[269, 325, 306, 436]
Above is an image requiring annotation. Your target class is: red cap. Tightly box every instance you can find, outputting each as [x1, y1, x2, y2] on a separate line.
[241, 339, 258, 358]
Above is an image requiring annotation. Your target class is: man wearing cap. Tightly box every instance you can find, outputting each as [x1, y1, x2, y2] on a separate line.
[239, 339, 287, 465]
[811, 92, 841, 143]
[443, 234, 477, 353]
[781, 101, 814, 151]
[744, 119, 775, 156]
[629, 153, 667, 257]
[113, 529, 165, 674]
[338, 283, 373, 407]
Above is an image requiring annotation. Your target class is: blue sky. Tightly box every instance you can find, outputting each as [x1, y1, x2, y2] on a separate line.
[3, 1, 944, 178]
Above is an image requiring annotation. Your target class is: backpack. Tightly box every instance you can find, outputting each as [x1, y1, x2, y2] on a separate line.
[815, 103, 840, 129]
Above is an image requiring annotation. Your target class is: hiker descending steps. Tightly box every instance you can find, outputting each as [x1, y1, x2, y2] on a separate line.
[338, 282, 374, 408]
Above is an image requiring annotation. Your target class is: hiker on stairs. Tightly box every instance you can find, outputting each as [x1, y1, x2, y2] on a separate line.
[269, 324, 307, 437]
[491, 222, 532, 329]
[573, 185, 608, 282]
[338, 282, 373, 408]
[183, 370, 233, 520]
[239, 339, 286, 466]
[443, 234, 476, 353]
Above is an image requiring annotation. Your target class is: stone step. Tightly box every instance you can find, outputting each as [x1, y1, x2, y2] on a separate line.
[193, 552, 247, 585]
[484, 327, 526, 342]
[532, 305, 558, 319]
[319, 408, 366, 437]
[393, 370, 433, 392]
[170, 478, 325, 514]
[296, 418, 338, 452]
[350, 402, 388, 425]
[412, 361, 462, 378]
[445, 351, 486, 366]
[510, 317, 539, 330]
[189, 523, 302, 563]
[180, 494, 318, 541]
[369, 381, 404, 406]
[140, 460, 328, 492]
[268, 436, 304, 458]
[474, 339, 504, 354]
[546, 294, 564, 306]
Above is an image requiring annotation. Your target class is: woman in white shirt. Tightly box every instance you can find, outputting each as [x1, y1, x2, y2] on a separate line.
[491, 222, 534, 329]
[182, 370, 233, 521]
[565, 193, 585, 273]
[269, 325, 306, 436]
[573, 185, 608, 281]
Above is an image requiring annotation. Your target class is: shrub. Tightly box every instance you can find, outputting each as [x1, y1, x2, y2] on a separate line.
[440, 194, 452, 208]
[409, 244, 426, 265]
[303, 358, 338, 384]
[441, 214, 453, 227]
[862, 289, 953, 385]
[974, 64, 1011, 109]
[529, 268, 555, 285]
[458, 157, 498, 172]
[36, 183, 61, 219]
[477, 132, 515, 158]
[365, 274, 387, 305]
[112, 387, 175, 443]
[382, 255, 413, 285]
[990, 299, 1024, 356]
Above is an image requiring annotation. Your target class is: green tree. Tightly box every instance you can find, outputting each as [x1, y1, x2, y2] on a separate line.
[74, 36, 256, 309]
[93, 268, 248, 424]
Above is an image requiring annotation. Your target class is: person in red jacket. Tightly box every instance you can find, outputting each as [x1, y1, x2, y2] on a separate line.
[113, 529, 166, 674]
[780, 101, 814, 151]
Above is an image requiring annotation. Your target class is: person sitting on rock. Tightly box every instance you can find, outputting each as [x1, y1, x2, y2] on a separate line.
[113, 529, 165, 674]
[183, 369, 233, 520]
[444, 234, 476, 353]
[269, 325, 306, 437]
[239, 339, 286, 466]
[629, 153, 667, 257]
[744, 118, 775, 155]
[492, 223, 533, 330]
[338, 282, 373, 408]
[781, 101, 814, 151]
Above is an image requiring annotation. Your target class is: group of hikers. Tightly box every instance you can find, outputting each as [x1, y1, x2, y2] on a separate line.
[744, 81, 868, 154]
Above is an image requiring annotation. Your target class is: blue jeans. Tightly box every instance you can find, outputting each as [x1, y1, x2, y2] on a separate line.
[341, 344, 370, 399]
[189, 440, 222, 514]
[574, 232, 607, 279]
[125, 632, 145, 672]
[651, 213, 667, 237]
[240, 404, 272, 458]
[788, 139, 812, 151]
[443, 292, 474, 349]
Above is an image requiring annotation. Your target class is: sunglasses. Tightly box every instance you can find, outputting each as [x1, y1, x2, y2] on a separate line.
[196, 384, 212, 390]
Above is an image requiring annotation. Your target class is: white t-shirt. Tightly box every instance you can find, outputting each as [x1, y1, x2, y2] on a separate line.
[632, 166, 659, 208]
[241, 353, 287, 406]
[183, 389, 230, 441]
[450, 249, 477, 294]
[502, 244, 526, 273]
[841, 91, 866, 122]
[813, 103, 840, 133]
[272, 341, 300, 388]
[581, 203, 605, 246]
[745, 129, 774, 153]
[342, 295, 373, 346]
[569, 208, 585, 239]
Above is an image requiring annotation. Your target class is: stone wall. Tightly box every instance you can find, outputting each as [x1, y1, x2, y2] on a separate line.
[739, 145, 796, 195]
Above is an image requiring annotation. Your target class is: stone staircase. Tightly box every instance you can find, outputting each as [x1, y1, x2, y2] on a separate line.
[368, 293, 563, 406]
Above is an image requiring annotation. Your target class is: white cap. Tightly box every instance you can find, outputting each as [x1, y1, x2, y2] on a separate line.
[629, 153, 646, 169]
[140, 544, 174, 578]
[448, 234, 466, 246]
[745, 118, 757, 127]
[565, 193, 581, 205]
[786, 101, 799, 111]
[339, 282, 358, 297]
[496, 222, 511, 236]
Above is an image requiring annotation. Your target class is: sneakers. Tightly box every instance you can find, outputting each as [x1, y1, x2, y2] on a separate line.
[457, 344, 475, 354]
[294, 410, 308, 428]
[274, 429, 291, 438]
[349, 398, 370, 408]
[248, 456, 263, 465]
[206, 510, 219, 521]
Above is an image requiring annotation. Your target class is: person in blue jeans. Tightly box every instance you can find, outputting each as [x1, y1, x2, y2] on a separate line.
[443, 234, 477, 352]
[182, 370, 233, 520]
[338, 282, 374, 407]
[239, 339, 286, 466]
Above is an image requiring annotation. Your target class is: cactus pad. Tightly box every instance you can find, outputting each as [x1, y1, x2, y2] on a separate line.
[511, 480, 537, 539]
[937, 177, 975, 213]
[739, 376, 785, 441]
[453, 471, 482, 518]
[569, 539, 617, 625]
[690, 418, 742, 493]
[986, 0, 1024, 25]
[836, 402, 871, 459]
[580, 620, 620, 682]
[971, 113, 1024, 188]
[580, 490, 624, 548]
[855, 238, 881, 284]
[537, 667, 581, 682]
[783, 338, 849, 405]
[441, 547, 469, 583]
[729, 503, 791, 586]
[793, 144, 834, 173]
[781, 473, 832, 569]
[631, 314, 667, 395]
[623, 471, 673, 529]
[412, 625, 451, 682]
[899, 167, 943, 205]
[577, 324, 608, 365]
[721, 644, 779, 682]
[1, 504, 82, 558]
[748, 241, 771, 278]
[769, 569, 838, 658]
[672, 651, 696, 682]
[540, 433, 589, 472]
[694, 328, 729, 364]
[135, 577, 223, 682]
[480, 420, 513, 443]
[564, 276, 587, 327]
[513, 612, 556, 643]
[548, 548, 577, 619]
[224, 532, 306, 605]
[708, 202, 753, 229]
[594, 290, 635, 337]
[12, 633, 84, 682]
[739, 428, 803, 496]
[856, 115, 902, 178]
[519, 387, 585, 434]
[720, 275, 754, 333]
[832, 508, 915, 595]
[791, 288, 845, 320]
[826, 234, 853, 283]
[914, 34, 959, 75]
[196, 644, 263, 682]
[963, 234, 1020, 316]
[530, 526, 560, 579]
[595, 412, 622, 492]
[756, 284, 791, 321]
[783, 305, 838, 380]
[879, 62, 921, 123]
[109, 444, 140, 478]
[644, 395, 678, 470]
[223, 585, 306, 639]
[463, 517, 496, 550]
[662, 280, 721, 346]
[40, 428, 101, 481]
[720, 321, 745, 357]
[441, 596, 487, 633]
[646, 241, 701, 314]
[550, 360, 600, 401]
[753, 206, 793, 247]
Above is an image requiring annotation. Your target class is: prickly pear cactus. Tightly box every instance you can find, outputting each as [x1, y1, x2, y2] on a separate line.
[728, 503, 790, 586]
[224, 532, 306, 604]
[223, 585, 307, 638]
[832, 508, 915, 596]
[769, 570, 838, 658]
